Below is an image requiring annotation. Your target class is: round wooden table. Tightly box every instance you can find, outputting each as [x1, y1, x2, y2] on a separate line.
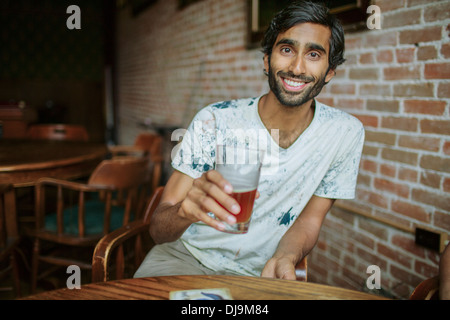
[23, 275, 388, 300]
[0, 140, 108, 187]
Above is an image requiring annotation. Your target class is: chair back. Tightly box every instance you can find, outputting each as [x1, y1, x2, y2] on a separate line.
[409, 276, 439, 300]
[28, 124, 89, 141]
[0, 184, 21, 297]
[88, 157, 150, 189]
[134, 133, 162, 159]
[31, 157, 152, 292]
[92, 186, 164, 282]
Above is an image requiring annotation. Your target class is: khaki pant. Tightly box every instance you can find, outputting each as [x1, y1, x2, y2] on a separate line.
[134, 240, 219, 278]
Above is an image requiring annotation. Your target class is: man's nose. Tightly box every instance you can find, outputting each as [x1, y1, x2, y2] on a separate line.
[289, 55, 306, 75]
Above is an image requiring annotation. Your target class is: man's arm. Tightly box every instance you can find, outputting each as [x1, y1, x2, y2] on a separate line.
[261, 195, 335, 280]
[439, 243, 450, 300]
[149, 170, 241, 244]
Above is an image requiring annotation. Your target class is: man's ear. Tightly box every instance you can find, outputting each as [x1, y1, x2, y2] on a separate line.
[263, 54, 269, 75]
[324, 67, 336, 84]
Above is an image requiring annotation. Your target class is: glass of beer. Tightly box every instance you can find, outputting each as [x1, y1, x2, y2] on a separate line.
[215, 144, 263, 234]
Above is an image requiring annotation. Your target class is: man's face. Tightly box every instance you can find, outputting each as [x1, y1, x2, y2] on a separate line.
[264, 23, 335, 107]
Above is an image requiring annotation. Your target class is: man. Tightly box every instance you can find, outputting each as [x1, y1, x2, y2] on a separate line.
[134, 0, 364, 280]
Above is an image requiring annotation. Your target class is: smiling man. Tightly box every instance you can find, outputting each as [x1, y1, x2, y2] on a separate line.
[134, 0, 365, 280]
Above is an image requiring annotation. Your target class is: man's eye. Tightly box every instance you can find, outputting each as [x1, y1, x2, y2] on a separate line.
[281, 47, 292, 54]
[309, 52, 320, 59]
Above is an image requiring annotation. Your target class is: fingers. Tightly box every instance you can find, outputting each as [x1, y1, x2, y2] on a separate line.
[180, 170, 240, 230]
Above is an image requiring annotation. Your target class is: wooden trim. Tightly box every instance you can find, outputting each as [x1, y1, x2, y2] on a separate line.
[334, 200, 415, 234]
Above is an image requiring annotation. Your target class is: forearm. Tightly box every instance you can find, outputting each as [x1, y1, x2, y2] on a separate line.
[439, 244, 450, 300]
[273, 223, 317, 264]
[149, 202, 192, 244]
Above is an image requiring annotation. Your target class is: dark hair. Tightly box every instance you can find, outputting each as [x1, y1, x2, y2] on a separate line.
[261, 0, 346, 70]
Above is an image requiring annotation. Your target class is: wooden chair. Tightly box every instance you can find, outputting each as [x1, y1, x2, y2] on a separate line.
[109, 133, 163, 192]
[31, 157, 151, 293]
[92, 186, 164, 282]
[91, 186, 307, 282]
[27, 124, 89, 141]
[409, 276, 440, 300]
[0, 184, 21, 297]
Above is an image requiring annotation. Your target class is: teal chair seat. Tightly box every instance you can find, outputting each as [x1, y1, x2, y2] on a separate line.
[44, 200, 129, 236]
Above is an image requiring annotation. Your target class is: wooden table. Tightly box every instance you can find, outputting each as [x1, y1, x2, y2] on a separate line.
[23, 275, 388, 300]
[0, 140, 108, 187]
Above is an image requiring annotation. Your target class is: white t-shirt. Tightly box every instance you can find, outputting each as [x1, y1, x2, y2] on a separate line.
[171, 96, 365, 276]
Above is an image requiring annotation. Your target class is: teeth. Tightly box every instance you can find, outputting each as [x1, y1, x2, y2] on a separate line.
[284, 79, 305, 87]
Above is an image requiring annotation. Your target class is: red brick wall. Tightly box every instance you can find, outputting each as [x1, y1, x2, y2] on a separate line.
[116, 0, 449, 299]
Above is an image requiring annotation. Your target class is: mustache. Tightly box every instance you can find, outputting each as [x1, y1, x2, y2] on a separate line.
[277, 71, 315, 83]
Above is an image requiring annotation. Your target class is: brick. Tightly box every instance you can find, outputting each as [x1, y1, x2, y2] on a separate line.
[384, 65, 420, 80]
[336, 98, 364, 110]
[357, 189, 389, 208]
[420, 155, 450, 174]
[359, 52, 374, 64]
[367, 99, 399, 113]
[383, 8, 421, 28]
[354, 114, 378, 128]
[374, 178, 409, 198]
[445, 178, 450, 193]
[359, 218, 389, 241]
[382, 148, 418, 165]
[381, 116, 418, 132]
[363, 145, 379, 157]
[360, 84, 391, 96]
[364, 31, 398, 48]
[376, 0, 406, 12]
[376, 49, 394, 63]
[412, 188, 450, 211]
[396, 48, 415, 63]
[425, 63, 450, 79]
[441, 43, 450, 59]
[420, 171, 441, 189]
[394, 83, 434, 98]
[434, 211, 450, 231]
[365, 130, 396, 145]
[362, 159, 377, 172]
[357, 173, 371, 187]
[414, 260, 439, 279]
[398, 167, 418, 182]
[417, 45, 438, 61]
[398, 135, 440, 152]
[391, 200, 430, 222]
[399, 26, 442, 44]
[391, 234, 426, 258]
[437, 82, 450, 98]
[424, 2, 450, 22]
[420, 119, 450, 135]
[378, 243, 412, 268]
[390, 264, 423, 287]
[444, 141, 450, 155]
[404, 100, 446, 116]
[356, 247, 388, 270]
[329, 83, 356, 94]
[380, 164, 396, 177]
[349, 68, 379, 80]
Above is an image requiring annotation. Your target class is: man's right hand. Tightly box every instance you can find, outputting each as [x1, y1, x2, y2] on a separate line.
[178, 170, 240, 231]
[149, 170, 241, 243]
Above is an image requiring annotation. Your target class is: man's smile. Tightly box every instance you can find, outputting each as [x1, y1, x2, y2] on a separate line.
[281, 77, 310, 92]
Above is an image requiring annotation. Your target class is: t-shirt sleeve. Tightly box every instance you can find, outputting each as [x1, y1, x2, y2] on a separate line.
[171, 107, 216, 179]
[314, 121, 365, 199]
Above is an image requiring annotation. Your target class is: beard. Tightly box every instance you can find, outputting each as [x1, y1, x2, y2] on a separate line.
[267, 58, 329, 108]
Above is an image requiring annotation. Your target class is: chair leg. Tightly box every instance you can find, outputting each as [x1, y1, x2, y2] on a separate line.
[31, 238, 40, 294]
[10, 249, 21, 297]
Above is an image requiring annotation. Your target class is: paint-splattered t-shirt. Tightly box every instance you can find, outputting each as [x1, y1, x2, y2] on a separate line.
[172, 96, 365, 276]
